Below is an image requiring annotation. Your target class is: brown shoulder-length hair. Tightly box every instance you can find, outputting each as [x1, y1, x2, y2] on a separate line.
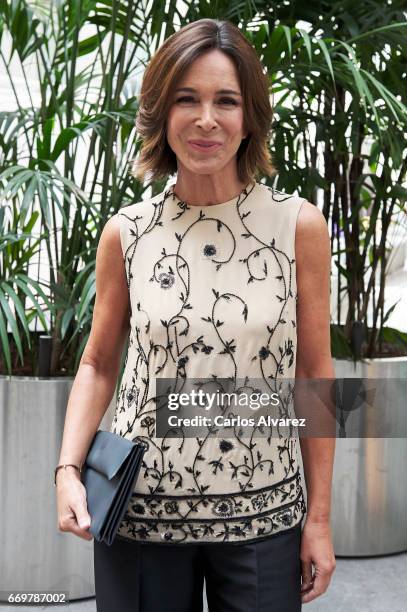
[130, 18, 277, 184]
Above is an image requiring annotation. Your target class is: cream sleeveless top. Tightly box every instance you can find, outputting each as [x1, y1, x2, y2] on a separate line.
[111, 179, 307, 544]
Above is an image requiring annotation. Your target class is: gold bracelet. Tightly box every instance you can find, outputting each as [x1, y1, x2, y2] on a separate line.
[54, 463, 82, 486]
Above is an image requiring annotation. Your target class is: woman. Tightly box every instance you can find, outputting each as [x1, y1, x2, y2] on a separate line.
[55, 18, 336, 611]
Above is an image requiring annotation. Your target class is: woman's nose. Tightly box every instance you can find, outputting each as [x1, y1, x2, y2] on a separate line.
[195, 104, 218, 128]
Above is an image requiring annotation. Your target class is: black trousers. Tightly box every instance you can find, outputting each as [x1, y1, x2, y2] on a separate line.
[93, 524, 302, 612]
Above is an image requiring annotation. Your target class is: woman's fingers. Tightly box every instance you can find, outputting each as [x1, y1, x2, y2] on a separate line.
[58, 492, 93, 541]
[301, 558, 336, 603]
[63, 513, 94, 541]
[300, 520, 336, 603]
[300, 559, 314, 592]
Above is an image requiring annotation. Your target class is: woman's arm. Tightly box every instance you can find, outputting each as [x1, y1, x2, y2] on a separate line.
[295, 201, 336, 603]
[57, 213, 130, 479]
[56, 214, 132, 540]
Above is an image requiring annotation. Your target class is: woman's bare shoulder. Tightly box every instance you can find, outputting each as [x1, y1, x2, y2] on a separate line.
[297, 200, 328, 233]
[94, 214, 128, 294]
[296, 201, 329, 252]
[103, 212, 121, 235]
[81, 214, 129, 371]
[97, 213, 122, 260]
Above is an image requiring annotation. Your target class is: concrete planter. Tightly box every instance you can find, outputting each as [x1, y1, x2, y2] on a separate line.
[1, 358, 405, 597]
[0, 375, 115, 601]
[330, 357, 407, 556]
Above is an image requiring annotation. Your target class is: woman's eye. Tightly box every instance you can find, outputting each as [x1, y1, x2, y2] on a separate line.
[219, 98, 238, 105]
[175, 96, 238, 105]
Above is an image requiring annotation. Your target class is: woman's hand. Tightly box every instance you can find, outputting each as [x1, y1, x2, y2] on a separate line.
[56, 469, 93, 541]
[300, 518, 336, 603]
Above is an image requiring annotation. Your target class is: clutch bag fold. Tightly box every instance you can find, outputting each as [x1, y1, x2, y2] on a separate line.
[81, 429, 147, 545]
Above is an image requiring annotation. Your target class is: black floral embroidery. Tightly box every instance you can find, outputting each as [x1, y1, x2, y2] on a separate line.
[219, 439, 234, 453]
[251, 493, 266, 512]
[126, 384, 139, 406]
[203, 243, 217, 257]
[177, 356, 189, 369]
[276, 509, 294, 526]
[164, 501, 179, 514]
[258, 346, 270, 360]
[141, 416, 154, 429]
[117, 483, 306, 543]
[212, 498, 235, 518]
[158, 271, 175, 289]
[111, 181, 307, 544]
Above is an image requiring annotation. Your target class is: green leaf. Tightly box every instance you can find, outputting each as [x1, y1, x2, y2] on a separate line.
[382, 300, 401, 326]
[0, 286, 24, 361]
[297, 29, 312, 63]
[281, 25, 292, 60]
[0, 308, 11, 373]
[316, 39, 335, 86]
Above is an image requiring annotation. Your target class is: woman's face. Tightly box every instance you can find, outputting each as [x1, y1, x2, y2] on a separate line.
[166, 49, 248, 176]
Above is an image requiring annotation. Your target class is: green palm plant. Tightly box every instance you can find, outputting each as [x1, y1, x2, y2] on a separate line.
[0, 0, 149, 374]
[0, 204, 52, 373]
[240, 1, 407, 359]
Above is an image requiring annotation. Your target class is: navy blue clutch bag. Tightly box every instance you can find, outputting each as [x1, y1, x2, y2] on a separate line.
[81, 430, 147, 545]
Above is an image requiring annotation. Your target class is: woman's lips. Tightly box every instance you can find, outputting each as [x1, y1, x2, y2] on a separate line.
[188, 141, 222, 152]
